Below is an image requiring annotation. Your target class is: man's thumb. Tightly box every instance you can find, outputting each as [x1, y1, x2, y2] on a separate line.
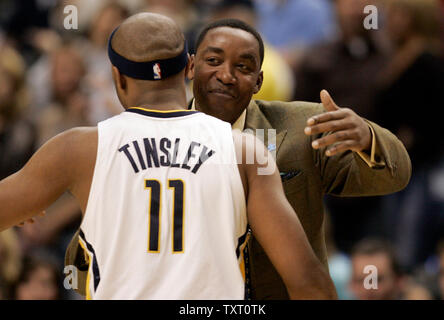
[320, 90, 340, 112]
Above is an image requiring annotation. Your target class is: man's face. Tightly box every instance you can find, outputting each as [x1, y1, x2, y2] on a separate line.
[349, 253, 400, 300]
[189, 27, 263, 124]
[335, 0, 369, 38]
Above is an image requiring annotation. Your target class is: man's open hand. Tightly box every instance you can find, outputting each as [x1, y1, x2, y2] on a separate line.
[304, 90, 372, 157]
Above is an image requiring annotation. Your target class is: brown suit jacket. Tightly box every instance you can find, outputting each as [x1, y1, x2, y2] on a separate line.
[245, 99, 411, 299]
[64, 99, 411, 298]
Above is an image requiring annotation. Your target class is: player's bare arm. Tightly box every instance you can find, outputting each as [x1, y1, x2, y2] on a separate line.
[0, 127, 97, 231]
[233, 131, 337, 299]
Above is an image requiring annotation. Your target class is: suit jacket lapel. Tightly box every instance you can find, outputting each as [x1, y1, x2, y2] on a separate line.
[245, 100, 287, 157]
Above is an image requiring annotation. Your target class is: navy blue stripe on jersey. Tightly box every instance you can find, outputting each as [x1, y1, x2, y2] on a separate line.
[146, 180, 161, 252]
[243, 242, 252, 300]
[169, 180, 185, 252]
[79, 229, 101, 291]
[236, 227, 251, 300]
[126, 108, 199, 118]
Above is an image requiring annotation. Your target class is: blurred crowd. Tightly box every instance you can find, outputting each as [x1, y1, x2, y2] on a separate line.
[0, 0, 444, 300]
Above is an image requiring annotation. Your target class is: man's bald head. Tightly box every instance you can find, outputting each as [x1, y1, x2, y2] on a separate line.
[111, 12, 185, 62]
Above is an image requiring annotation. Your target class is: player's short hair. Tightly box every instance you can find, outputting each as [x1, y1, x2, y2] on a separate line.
[195, 19, 264, 66]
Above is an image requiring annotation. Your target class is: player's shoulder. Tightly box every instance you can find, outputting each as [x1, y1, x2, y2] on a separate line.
[61, 126, 98, 142]
[49, 127, 98, 154]
[248, 99, 326, 122]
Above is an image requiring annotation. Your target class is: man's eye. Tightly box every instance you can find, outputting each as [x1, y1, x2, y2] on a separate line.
[237, 64, 250, 72]
[206, 57, 220, 65]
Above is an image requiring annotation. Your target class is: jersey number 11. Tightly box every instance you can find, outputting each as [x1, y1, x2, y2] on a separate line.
[145, 179, 185, 253]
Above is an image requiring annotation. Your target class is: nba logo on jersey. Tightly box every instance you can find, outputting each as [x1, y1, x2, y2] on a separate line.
[153, 63, 162, 80]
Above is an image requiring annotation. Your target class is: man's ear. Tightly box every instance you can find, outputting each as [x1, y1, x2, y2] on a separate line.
[186, 54, 195, 81]
[111, 66, 127, 91]
[253, 70, 263, 94]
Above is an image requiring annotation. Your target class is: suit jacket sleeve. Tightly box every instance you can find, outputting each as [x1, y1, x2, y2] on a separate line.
[309, 103, 412, 196]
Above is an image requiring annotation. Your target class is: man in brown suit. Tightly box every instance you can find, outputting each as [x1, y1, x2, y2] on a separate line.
[187, 19, 410, 299]
[64, 19, 411, 299]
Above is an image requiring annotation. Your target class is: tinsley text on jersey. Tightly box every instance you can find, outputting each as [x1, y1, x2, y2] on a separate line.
[118, 137, 215, 174]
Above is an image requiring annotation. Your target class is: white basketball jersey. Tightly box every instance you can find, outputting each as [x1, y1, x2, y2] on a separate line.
[79, 108, 248, 300]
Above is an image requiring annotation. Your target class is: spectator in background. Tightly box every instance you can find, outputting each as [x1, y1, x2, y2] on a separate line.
[142, 0, 197, 32]
[0, 277, 5, 299]
[438, 241, 444, 299]
[19, 45, 89, 264]
[27, 1, 129, 125]
[375, 0, 444, 271]
[348, 238, 433, 300]
[0, 230, 23, 298]
[324, 212, 352, 299]
[0, 44, 36, 180]
[375, 0, 444, 170]
[36, 44, 91, 145]
[203, 0, 294, 101]
[0, 0, 57, 65]
[9, 255, 61, 300]
[441, 0, 444, 46]
[76, 1, 129, 123]
[294, 0, 389, 120]
[254, 0, 336, 68]
[294, 0, 391, 254]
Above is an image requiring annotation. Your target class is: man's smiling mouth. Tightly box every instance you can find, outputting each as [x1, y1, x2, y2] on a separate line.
[208, 89, 236, 98]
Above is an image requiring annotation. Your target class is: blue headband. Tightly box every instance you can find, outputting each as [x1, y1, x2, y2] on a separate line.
[108, 27, 188, 81]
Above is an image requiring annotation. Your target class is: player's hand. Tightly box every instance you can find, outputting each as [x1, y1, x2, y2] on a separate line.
[17, 211, 46, 227]
[304, 90, 372, 157]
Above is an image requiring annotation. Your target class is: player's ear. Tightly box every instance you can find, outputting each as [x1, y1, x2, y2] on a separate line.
[112, 66, 127, 91]
[186, 54, 195, 81]
[253, 70, 263, 94]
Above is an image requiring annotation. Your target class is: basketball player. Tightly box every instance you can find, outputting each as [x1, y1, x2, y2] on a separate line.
[0, 13, 336, 299]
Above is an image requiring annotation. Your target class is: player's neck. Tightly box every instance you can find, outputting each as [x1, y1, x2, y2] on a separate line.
[130, 88, 188, 111]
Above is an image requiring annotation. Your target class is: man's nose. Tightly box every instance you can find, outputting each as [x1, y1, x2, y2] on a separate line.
[216, 63, 237, 85]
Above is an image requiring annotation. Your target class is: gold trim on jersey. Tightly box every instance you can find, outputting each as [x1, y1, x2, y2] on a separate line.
[237, 230, 251, 281]
[128, 107, 195, 113]
[78, 238, 92, 300]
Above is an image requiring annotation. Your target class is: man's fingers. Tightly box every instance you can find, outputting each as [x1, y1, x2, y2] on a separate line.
[38, 211, 46, 217]
[17, 220, 33, 227]
[305, 119, 353, 135]
[306, 109, 348, 126]
[311, 131, 354, 149]
[325, 140, 357, 157]
[320, 89, 340, 112]
[17, 217, 38, 227]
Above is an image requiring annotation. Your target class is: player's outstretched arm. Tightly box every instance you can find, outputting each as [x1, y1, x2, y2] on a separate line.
[0, 127, 97, 231]
[234, 131, 337, 299]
